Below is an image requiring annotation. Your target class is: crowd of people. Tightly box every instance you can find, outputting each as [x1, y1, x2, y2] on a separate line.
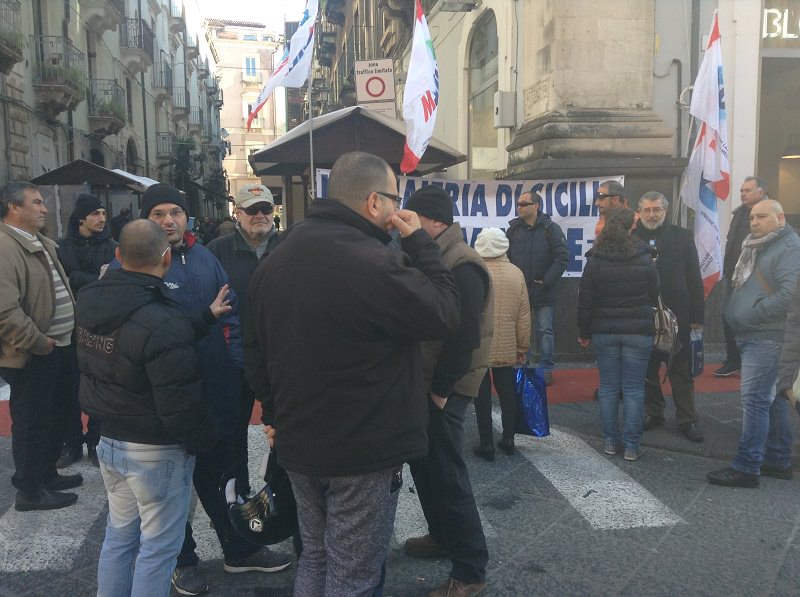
[0, 157, 799, 597]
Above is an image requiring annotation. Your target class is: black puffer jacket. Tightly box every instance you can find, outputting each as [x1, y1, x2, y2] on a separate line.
[57, 217, 117, 294]
[506, 213, 569, 307]
[75, 269, 215, 453]
[577, 241, 659, 338]
[779, 277, 800, 393]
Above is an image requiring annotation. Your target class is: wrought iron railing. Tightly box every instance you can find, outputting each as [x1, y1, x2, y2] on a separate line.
[153, 60, 173, 90]
[32, 35, 86, 94]
[88, 78, 126, 121]
[156, 132, 176, 158]
[120, 18, 154, 63]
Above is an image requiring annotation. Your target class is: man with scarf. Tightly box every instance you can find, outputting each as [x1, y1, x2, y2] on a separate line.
[55, 193, 118, 467]
[708, 199, 800, 488]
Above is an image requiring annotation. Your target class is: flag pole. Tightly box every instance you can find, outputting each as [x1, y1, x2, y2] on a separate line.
[307, 10, 319, 200]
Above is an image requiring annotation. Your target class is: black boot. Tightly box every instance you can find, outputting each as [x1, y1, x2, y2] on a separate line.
[472, 443, 495, 462]
[87, 444, 100, 467]
[498, 436, 516, 456]
[55, 443, 83, 468]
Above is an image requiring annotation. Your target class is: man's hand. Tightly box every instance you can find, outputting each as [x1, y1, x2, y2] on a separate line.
[431, 393, 448, 410]
[263, 424, 275, 448]
[516, 352, 527, 365]
[578, 337, 591, 349]
[387, 209, 421, 238]
[210, 284, 232, 319]
[42, 338, 56, 354]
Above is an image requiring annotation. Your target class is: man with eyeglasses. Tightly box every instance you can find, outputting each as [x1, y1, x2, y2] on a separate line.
[112, 183, 292, 596]
[245, 151, 459, 596]
[593, 180, 629, 237]
[633, 191, 705, 443]
[716, 176, 769, 377]
[207, 184, 280, 499]
[506, 190, 569, 385]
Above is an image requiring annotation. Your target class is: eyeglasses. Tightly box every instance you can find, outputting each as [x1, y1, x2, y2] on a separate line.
[150, 208, 185, 220]
[595, 192, 619, 200]
[240, 203, 274, 216]
[517, 201, 535, 208]
[375, 191, 403, 207]
[639, 207, 665, 215]
[160, 245, 170, 258]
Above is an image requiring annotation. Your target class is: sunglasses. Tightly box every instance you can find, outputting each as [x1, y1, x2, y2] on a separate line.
[240, 203, 274, 216]
[595, 192, 619, 200]
[375, 191, 403, 207]
[516, 201, 536, 208]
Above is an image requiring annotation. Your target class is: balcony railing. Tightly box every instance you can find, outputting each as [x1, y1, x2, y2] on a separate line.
[172, 86, 190, 118]
[241, 72, 263, 87]
[153, 60, 173, 90]
[156, 132, 176, 159]
[120, 18, 154, 63]
[0, 0, 24, 74]
[189, 106, 203, 127]
[88, 79, 125, 120]
[32, 35, 86, 95]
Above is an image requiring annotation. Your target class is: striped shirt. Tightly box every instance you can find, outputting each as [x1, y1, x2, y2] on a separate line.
[6, 224, 74, 346]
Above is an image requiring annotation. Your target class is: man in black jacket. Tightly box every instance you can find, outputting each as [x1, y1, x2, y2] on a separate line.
[55, 193, 118, 468]
[404, 186, 493, 597]
[716, 176, 768, 376]
[76, 219, 218, 596]
[207, 183, 279, 493]
[633, 192, 705, 442]
[245, 151, 459, 597]
[507, 190, 569, 385]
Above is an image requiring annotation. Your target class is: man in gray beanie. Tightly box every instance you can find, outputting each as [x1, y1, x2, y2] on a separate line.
[404, 185, 493, 597]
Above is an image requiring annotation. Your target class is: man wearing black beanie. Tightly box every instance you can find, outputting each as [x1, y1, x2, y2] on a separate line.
[405, 185, 494, 597]
[54, 193, 118, 468]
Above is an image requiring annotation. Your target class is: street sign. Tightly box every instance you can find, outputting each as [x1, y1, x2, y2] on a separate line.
[361, 100, 397, 118]
[355, 59, 395, 103]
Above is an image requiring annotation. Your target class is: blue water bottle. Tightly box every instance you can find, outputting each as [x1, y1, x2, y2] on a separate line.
[690, 328, 704, 377]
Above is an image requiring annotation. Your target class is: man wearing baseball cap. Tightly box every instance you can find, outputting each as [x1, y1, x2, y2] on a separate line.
[207, 184, 280, 498]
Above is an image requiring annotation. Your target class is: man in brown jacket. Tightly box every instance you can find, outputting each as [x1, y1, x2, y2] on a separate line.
[0, 182, 83, 511]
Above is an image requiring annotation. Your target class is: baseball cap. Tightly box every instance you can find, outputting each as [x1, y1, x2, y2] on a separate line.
[235, 184, 275, 209]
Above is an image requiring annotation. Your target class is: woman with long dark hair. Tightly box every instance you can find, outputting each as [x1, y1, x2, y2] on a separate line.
[577, 208, 659, 461]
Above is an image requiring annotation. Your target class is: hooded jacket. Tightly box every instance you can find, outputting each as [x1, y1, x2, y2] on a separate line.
[56, 215, 117, 294]
[724, 226, 800, 342]
[75, 268, 215, 452]
[506, 212, 569, 307]
[577, 241, 659, 338]
[245, 198, 459, 477]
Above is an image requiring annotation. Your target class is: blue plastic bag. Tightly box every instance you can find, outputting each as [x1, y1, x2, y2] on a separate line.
[514, 367, 550, 437]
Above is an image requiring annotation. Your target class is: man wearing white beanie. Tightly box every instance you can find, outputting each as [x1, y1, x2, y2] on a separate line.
[473, 228, 531, 459]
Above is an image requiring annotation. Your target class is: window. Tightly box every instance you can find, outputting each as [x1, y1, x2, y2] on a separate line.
[262, 35, 273, 42]
[468, 11, 499, 179]
[244, 57, 257, 77]
[243, 34, 257, 41]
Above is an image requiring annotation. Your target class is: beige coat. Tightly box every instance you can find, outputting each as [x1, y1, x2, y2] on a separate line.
[485, 255, 531, 367]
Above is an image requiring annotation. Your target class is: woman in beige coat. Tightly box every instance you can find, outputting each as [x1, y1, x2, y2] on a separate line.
[473, 228, 531, 460]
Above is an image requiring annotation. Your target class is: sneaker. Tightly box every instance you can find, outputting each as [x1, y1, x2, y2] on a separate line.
[44, 473, 83, 491]
[55, 444, 82, 468]
[624, 448, 643, 461]
[405, 534, 446, 558]
[760, 463, 793, 480]
[714, 362, 741, 377]
[544, 370, 553, 386]
[223, 549, 293, 573]
[429, 577, 487, 597]
[171, 566, 209, 596]
[603, 439, 621, 455]
[15, 489, 78, 512]
[707, 467, 759, 488]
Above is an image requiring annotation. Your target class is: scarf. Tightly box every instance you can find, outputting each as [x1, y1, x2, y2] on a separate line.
[731, 228, 783, 288]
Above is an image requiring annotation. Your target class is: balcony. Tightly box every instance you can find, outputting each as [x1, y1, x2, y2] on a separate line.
[241, 72, 263, 89]
[156, 131, 176, 161]
[212, 88, 224, 109]
[120, 18, 154, 75]
[32, 36, 86, 119]
[197, 57, 210, 78]
[0, 1, 24, 75]
[152, 60, 173, 102]
[88, 79, 126, 137]
[172, 86, 190, 122]
[188, 106, 204, 138]
[184, 32, 199, 61]
[169, 0, 185, 34]
[82, 0, 124, 35]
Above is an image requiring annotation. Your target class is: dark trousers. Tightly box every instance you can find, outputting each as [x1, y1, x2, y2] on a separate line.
[474, 367, 517, 446]
[722, 279, 741, 366]
[409, 393, 488, 584]
[645, 354, 697, 427]
[1, 344, 79, 494]
[177, 434, 259, 567]
[61, 389, 102, 449]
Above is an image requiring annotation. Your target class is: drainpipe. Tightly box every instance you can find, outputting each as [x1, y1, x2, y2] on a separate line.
[138, 0, 149, 175]
[64, 0, 74, 161]
[672, 58, 682, 157]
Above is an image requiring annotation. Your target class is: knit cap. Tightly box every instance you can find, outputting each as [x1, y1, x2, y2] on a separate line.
[140, 183, 188, 218]
[405, 185, 454, 225]
[475, 227, 509, 258]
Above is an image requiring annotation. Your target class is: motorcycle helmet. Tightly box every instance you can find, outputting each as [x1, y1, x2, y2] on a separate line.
[222, 448, 298, 546]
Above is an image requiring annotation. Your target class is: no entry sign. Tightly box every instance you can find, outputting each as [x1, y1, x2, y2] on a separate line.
[355, 59, 395, 103]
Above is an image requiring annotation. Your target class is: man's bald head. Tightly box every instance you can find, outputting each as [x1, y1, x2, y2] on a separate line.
[118, 219, 171, 269]
[749, 199, 786, 238]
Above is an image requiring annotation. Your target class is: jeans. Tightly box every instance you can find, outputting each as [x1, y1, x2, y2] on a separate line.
[593, 334, 654, 451]
[1, 344, 79, 495]
[474, 368, 518, 445]
[731, 339, 793, 475]
[528, 305, 555, 370]
[96, 438, 195, 597]
[288, 467, 401, 597]
[409, 393, 488, 584]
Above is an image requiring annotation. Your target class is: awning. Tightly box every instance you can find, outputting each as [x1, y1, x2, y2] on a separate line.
[31, 159, 155, 191]
[184, 178, 229, 202]
[249, 106, 467, 176]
